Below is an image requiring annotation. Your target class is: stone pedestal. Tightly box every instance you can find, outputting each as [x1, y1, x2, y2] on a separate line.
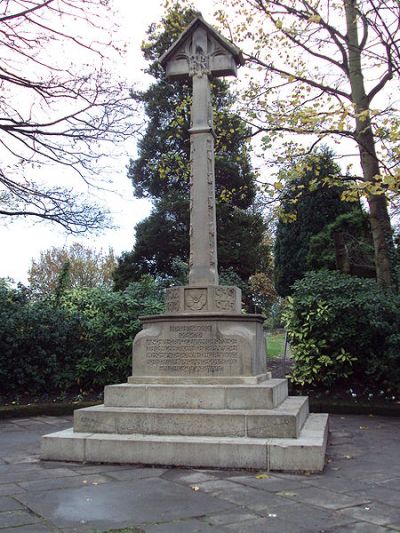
[41, 378, 328, 471]
[41, 298, 328, 471]
[129, 312, 268, 384]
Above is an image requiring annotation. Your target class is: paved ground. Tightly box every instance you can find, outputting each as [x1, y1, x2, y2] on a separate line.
[0, 414, 399, 532]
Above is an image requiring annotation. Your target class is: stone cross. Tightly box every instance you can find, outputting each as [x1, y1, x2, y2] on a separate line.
[160, 17, 244, 287]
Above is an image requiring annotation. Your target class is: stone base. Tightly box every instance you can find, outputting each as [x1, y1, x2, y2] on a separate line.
[41, 381, 329, 472]
[105, 380, 287, 409]
[41, 413, 328, 472]
[131, 313, 267, 382]
[128, 373, 271, 385]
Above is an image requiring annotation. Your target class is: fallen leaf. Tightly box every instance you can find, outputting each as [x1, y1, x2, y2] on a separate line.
[256, 474, 271, 479]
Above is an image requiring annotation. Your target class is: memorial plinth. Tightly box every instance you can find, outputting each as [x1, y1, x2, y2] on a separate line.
[129, 312, 267, 385]
[41, 16, 328, 472]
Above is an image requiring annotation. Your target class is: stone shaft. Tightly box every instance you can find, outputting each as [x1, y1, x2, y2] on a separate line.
[188, 30, 218, 286]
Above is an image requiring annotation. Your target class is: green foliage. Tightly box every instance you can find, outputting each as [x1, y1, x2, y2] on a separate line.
[0, 277, 164, 396]
[283, 271, 400, 390]
[0, 279, 83, 395]
[60, 276, 164, 388]
[307, 209, 375, 275]
[274, 148, 355, 296]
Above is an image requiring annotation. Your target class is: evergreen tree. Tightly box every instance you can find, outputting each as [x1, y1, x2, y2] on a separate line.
[274, 148, 355, 297]
[113, 4, 267, 291]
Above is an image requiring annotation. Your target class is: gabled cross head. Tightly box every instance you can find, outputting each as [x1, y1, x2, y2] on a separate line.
[160, 16, 244, 80]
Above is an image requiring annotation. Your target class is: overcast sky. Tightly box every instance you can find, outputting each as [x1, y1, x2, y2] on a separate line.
[0, 0, 217, 284]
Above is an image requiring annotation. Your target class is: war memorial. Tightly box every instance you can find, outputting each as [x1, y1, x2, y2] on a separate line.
[41, 17, 328, 472]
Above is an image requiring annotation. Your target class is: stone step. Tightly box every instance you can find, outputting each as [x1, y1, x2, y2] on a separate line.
[41, 413, 328, 472]
[74, 396, 309, 439]
[104, 379, 288, 410]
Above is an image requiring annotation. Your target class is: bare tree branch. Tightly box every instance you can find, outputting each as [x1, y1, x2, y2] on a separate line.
[0, 0, 140, 233]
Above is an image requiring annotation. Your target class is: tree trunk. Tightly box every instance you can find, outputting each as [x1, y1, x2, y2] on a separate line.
[344, 0, 395, 288]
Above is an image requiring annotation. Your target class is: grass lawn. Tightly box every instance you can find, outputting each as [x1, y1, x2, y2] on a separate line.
[267, 331, 286, 358]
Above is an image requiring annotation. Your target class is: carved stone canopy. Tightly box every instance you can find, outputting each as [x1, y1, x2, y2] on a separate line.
[160, 16, 244, 80]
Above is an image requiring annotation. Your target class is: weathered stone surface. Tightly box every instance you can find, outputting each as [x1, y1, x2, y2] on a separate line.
[165, 285, 241, 314]
[41, 430, 90, 462]
[104, 380, 288, 410]
[39, 412, 328, 471]
[267, 414, 329, 472]
[130, 314, 266, 382]
[74, 396, 308, 439]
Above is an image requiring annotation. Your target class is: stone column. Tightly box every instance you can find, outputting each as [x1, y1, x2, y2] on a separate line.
[188, 27, 218, 287]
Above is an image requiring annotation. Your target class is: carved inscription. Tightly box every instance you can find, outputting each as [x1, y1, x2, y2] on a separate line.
[145, 324, 240, 374]
[165, 287, 181, 313]
[215, 287, 235, 311]
[206, 138, 216, 269]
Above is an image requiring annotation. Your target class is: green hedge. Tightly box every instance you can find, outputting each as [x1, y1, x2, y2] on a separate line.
[283, 271, 400, 390]
[0, 277, 164, 396]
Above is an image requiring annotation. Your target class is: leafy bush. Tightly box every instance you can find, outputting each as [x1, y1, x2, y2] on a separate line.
[0, 279, 83, 395]
[283, 271, 400, 390]
[60, 276, 164, 388]
[0, 276, 164, 396]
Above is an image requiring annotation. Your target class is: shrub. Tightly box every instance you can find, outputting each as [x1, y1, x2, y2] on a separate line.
[60, 276, 164, 388]
[0, 280, 83, 395]
[0, 276, 164, 396]
[283, 271, 400, 390]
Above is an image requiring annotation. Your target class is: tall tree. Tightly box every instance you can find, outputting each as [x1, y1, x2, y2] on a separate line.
[114, 3, 268, 289]
[307, 209, 375, 277]
[274, 149, 355, 296]
[219, 0, 400, 288]
[0, 0, 139, 233]
[28, 243, 117, 296]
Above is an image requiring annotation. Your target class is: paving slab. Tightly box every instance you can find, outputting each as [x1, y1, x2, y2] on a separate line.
[0, 413, 399, 532]
[0, 467, 79, 484]
[15, 478, 235, 530]
[161, 470, 218, 485]
[196, 480, 296, 512]
[207, 510, 260, 526]
[145, 518, 224, 532]
[104, 467, 167, 481]
[0, 509, 43, 528]
[226, 473, 305, 493]
[0, 484, 27, 496]
[276, 485, 371, 510]
[221, 516, 317, 533]
[340, 501, 400, 527]
[255, 501, 356, 531]
[0, 526, 55, 533]
[17, 473, 112, 492]
[0, 496, 25, 512]
[349, 486, 400, 508]
[325, 523, 394, 532]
